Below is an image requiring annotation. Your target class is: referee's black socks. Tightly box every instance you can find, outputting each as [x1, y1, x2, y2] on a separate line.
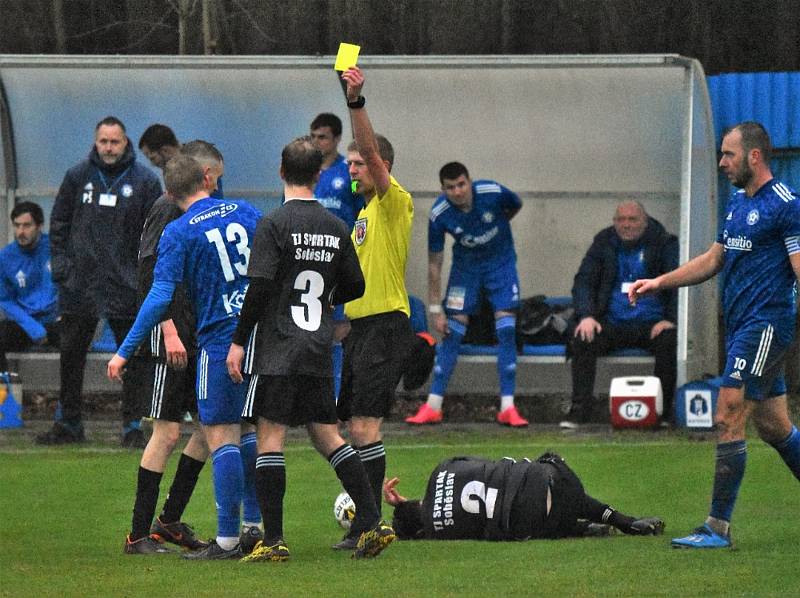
[329, 444, 379, 532]
[355, 441, 386, 513]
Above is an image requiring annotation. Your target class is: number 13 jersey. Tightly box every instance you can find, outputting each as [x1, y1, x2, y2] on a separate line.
[247, 198, 364, 377]
[155, 197, 261, 348]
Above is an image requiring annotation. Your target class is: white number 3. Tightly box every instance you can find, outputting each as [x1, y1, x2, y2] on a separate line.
[292, 270, 324, 331]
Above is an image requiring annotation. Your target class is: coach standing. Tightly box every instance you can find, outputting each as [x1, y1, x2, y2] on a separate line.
[37, 116, 161, 446]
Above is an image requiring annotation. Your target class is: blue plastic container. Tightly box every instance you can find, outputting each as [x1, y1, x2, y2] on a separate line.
[674, 377, 722, 430]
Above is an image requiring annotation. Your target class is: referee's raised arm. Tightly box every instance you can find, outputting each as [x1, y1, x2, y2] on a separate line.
[341, 67, 391, 197]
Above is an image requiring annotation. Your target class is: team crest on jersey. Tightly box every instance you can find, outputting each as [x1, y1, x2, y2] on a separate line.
[121, 184, 133, 198]
[482, 212, 494, 224]
[332, 177, 345, 190]
[746, 209, 759, 225]
[15, 270, 26, 288]
[82, 182, 93, 204]
[189, 202, 239, 225]
[354, 217, 367, 245]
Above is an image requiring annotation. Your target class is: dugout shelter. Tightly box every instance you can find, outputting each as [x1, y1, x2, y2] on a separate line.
[0, 54, 717, 393]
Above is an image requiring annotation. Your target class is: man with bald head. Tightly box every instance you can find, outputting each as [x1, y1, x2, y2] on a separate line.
[562, 200, 678, 427]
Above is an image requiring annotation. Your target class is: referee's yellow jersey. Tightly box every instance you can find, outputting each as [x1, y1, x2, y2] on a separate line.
[345, 175, 413, 320]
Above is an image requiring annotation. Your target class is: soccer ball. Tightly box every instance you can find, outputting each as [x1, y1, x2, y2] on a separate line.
[333, 492, 356, 530]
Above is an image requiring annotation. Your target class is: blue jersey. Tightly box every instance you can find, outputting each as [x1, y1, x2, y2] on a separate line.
[717, 179, 800, 333]
[314, 155, 363, 230]
[429, 179, 521, 272]
[0, 233, 58, 341]
[155, 197, 261, 348]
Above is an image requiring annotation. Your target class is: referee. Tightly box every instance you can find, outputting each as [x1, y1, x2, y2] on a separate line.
[334, 67, 415, 549]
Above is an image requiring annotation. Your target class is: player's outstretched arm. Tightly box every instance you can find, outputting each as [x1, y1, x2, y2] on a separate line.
[629, 242, 724, 304]
[342, 67, 391, 196]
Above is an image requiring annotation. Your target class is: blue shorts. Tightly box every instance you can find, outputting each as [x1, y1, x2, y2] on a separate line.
[444, 262, 520, 315]
[332, 303, 346, 321]
[196, 344, 250, 425]
[722, 321, 792, 400]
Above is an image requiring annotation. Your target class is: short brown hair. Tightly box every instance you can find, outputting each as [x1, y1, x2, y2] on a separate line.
[281, 136, 323, 187]
[347, 134, 394, 168]
[164, 155, 204, 201]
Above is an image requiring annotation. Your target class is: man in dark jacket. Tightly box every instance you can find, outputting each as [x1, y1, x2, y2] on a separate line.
[563, 201, 678, 427]
[37, 116, 161, 445]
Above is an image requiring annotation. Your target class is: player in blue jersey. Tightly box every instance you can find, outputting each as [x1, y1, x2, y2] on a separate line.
[406, 162, 527, 427]
[108, 148, 263, 560]
[0, 202, 59, 372]
[630, 122, 800, 549]
[310, 113, 364, 400]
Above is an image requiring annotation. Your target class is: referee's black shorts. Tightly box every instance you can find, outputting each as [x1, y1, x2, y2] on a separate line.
[143, 357, 197, 423]
[338, 311, 413, 421]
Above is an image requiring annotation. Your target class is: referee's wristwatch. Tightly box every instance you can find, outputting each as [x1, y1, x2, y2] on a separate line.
[347, 95, 366, 109]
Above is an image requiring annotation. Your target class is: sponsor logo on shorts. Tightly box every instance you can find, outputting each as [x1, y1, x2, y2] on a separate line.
[729, 370, 742, 381]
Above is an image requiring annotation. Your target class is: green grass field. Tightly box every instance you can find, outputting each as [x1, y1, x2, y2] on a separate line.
[1, 426, 798, 597]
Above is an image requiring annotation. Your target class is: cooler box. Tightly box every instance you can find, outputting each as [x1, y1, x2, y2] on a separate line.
[674, 377, 722, 430]
[609, 376, 662, 429]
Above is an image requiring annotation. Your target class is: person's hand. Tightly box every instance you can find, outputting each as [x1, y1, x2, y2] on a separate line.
[628, 278, 659, 305]
[163, 330, 187, 370]
[341, 66, 365, 102]
[333, 320, 351, 343]
[107, 354, 128, 382]
[433, 312, 448, 335]
[383, 477, 407, 506]
[226, 343, 245, 384]
[650, 320, 676, 340]
[574, 316, 602, 343]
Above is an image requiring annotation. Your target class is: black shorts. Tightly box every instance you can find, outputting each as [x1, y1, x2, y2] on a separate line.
[338, 311, 413, 420]
[143, 358, 197, 423]
[250, 374, 337, 427]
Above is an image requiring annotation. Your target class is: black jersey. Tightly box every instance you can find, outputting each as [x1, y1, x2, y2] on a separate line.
[248, 198, 363, 377]
[421, 456, 571, 541]
[136, 195, 197, 358]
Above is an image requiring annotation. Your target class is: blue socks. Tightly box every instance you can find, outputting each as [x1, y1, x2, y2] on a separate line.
[495, 316, 517, 397]
[770, 425, 800, 481]
[211, 444, 244, 539]
[332, 342, 343, 401]
[429, 318, 466, 396]
[239, 432, 261, 525]
[709, 440, 747, 523]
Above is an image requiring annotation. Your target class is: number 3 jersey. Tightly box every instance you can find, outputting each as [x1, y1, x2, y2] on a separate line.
[421, 456, 559, 541]
[155, 197, 261, 348]
[247, 198, 363, 377]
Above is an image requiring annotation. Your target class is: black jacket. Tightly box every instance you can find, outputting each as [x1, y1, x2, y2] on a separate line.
[571, 217, 678, 324]
[50, 142, 161, 317]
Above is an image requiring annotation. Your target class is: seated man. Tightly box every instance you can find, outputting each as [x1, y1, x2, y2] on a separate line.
[0, 202, 59, 372]
[563, 201, 678, 427]
[383, 452, 664, 541]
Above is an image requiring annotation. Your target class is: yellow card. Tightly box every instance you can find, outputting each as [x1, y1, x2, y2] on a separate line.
[334, 42, 360, 71]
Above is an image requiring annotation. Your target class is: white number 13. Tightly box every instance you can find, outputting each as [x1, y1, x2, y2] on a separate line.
[205, 223, 250, 282]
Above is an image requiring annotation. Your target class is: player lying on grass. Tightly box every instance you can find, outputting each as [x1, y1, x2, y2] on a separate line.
[382, 453, 664, 540]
